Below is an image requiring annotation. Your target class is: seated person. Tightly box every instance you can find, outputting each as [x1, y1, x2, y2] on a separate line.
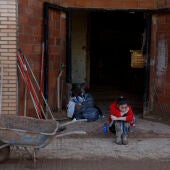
[109, 96, 134, 145]
[67, 87, 99, 122]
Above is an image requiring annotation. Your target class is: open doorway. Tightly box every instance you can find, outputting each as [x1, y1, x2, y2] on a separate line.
[70, 11, 147, 115]
[89, 11, 146, 114]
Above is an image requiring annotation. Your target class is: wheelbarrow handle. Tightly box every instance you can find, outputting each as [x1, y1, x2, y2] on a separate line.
[56, 131, 87, 138]
[0, 143, 10, 149]
[59, 119, 87, 127]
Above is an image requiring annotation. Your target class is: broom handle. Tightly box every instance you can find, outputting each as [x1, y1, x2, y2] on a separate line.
[23, 53, 54, 120]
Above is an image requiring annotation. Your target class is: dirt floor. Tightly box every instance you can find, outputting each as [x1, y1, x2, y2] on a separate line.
[1, 88, 170, 169]
[0, 158, 170, 170]
[6, 114, 170, 161]
[1, 115, 169, 170]
[0, 123, 170, 170]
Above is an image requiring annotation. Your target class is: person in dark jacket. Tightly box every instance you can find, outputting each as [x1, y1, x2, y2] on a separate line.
[67, 87, 100, 122]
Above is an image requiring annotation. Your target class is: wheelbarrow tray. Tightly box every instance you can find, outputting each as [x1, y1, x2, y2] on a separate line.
[0, 114, 58, 149]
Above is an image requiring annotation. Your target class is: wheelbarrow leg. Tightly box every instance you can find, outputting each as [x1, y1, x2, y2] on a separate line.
[0, 141, 10, 163]
[33, 148, 39, 163]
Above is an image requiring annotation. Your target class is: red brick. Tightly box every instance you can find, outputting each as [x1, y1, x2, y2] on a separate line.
[19, 44, 33, 54]
[156, 95, 170, 104]
[157, 23, 170, 31]
[75, 0, 92, 7]
[28, 0, 43, 9]
[157, 15, 167, 24]
[166, 72, 170, 82]
[32, 45, 41, 53]
[156, 87, 166, 95]
[92, 0, 124, 8]
[59, 0, 156, 9]
[165, 89, 170, 96]
[123, 0, 138, 8]
[19, 15, 29, 25]
[49, 45, 60, 54]
[19, 35, 41, 44]
[166, 0, 170, 7]
[157, 0, 167, 8]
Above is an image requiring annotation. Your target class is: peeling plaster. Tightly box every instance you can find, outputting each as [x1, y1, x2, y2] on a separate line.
[156, 34, 168, 86]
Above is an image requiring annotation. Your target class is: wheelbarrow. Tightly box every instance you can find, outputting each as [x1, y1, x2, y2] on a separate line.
[0, 114, 86, 162]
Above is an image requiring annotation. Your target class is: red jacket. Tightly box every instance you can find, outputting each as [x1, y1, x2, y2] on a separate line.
[109, 101, 134, 123]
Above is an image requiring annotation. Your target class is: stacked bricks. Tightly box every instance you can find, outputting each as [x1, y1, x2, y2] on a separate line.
[148, 0, 170, 120]
[157, 0, 170, 8]
[56, 0, 156, 9]
[18, 0, 44, 116]
[16, 0, 170, 120]
[0, 0, 17, 115]
[148, 13, 170, 119]
[18, 0, 66, 116]
[48, 9, 66, 111]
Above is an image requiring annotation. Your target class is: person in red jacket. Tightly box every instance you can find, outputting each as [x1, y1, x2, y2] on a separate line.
[109, 96, 134, 145]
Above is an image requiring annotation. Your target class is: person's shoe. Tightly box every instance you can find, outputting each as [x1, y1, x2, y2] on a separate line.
[122, 135, 128, 145]
[115, 122, 122, 145]
[115, 136, 122, 145]
[72, 117, 77, 122]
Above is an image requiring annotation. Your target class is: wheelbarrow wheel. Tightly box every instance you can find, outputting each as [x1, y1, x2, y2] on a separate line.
[0, 141, 10, 163]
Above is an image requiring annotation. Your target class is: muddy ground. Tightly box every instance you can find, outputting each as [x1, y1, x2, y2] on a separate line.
[0, 158, 170, 170]
[1, 88, 170, 169]
[4, 115, 169, 170]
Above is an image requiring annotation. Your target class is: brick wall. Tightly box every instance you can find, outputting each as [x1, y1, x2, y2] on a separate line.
[0, 0, 17, 115]
[148, 13, 170, 121]
[18, 0, 66, 116]
[17, 0, 170, 119]
[157, 0, 170, 8]
[18, 0, 44, 116]
[56, 0, 156, 9]
[48, 9, 66, 111]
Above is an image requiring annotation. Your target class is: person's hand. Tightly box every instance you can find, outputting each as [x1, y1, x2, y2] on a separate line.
[111, 115, 118, 121]
[75, 104, 82, 110]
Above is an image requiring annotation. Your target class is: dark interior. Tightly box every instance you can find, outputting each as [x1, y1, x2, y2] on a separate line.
[90, 11, 146, 94]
